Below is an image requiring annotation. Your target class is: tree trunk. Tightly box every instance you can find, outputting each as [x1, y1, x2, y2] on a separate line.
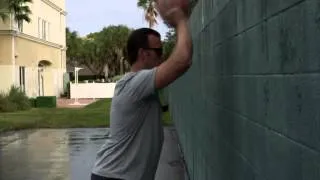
[120, 57, 124, 75]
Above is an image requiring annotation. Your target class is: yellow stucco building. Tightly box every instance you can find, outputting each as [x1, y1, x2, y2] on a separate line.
[0, 0, 67, 97]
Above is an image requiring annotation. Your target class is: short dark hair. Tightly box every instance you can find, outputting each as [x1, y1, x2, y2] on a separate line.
[126, 28, 161, 65]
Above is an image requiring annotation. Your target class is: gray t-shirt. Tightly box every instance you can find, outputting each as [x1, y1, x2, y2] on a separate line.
[92, 67, 164, 180]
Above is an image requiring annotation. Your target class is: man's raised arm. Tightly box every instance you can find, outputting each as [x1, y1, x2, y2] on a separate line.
[155, 8, 193, 89]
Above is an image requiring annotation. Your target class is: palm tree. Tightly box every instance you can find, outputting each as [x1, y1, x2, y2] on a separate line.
[0, 0, 9, 21]
[137, 0, 158, 28]
[0, 0, 32, 29]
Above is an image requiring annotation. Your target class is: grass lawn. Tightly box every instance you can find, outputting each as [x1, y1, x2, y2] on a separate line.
[0, 99, 173, 133]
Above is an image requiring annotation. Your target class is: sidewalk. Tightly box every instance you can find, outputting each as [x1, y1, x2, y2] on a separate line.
[155, 127, 189, 180]
[56, 98, 97, 108]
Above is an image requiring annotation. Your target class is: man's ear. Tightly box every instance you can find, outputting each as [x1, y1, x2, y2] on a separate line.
[138, 48, 149, 60]
[138, 48, 144, 58]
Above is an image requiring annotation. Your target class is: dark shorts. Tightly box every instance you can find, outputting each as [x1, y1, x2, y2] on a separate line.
[91, 173, 123, 180]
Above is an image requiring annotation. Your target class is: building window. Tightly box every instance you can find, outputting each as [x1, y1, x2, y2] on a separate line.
[47, 22, 50, 41]
[19, 66, 26, 92]
[38, 17, 50, 40]
[38, 17, 41, 38]
[42, 20, 46, 40]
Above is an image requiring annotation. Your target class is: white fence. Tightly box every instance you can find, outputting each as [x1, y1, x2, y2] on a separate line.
[70, 82, 116, 99]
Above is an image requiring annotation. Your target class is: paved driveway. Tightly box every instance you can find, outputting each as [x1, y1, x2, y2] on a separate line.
[0, 127, 187, 180]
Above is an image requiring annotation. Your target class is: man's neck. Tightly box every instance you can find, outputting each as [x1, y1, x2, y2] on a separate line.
[130, 62, 144, 72]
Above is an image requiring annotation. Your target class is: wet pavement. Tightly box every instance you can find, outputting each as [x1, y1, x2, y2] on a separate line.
[0, 128, 186, 180]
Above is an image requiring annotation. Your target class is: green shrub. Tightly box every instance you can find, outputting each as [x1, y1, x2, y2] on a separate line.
[0, 92, 17, 112]
[29, 98, 37, 108]
[7, 86, 31, 110]
[36, 96, 56, 108]
[0, 86, 31, 112]
[112, 75, 124, 82]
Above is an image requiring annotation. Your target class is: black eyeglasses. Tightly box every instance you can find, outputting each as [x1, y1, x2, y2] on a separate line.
[143, 47, 163, 57]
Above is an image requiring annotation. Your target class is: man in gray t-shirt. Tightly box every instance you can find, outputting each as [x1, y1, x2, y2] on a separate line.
[91, 6, 193, 180]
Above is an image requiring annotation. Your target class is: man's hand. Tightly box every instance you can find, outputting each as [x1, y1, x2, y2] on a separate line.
[155, 1, 189, 28]
[157, 7, 188, 28]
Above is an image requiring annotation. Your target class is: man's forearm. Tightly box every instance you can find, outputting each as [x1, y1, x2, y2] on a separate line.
[153, 11, 193, 90]
[172, 20, 193, 65]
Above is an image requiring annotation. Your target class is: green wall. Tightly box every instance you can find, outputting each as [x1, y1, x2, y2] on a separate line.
[168, 0, 320, 179]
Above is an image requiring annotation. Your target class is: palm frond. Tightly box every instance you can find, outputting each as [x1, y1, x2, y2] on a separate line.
[137, 0, 159, 28]
[5, 0, 33, 23]
[20, 6, 32, 14]
[14, 14, 30, 22]
[0, 12, 9, 22]
[0, 0, 9, 22]
[137, 0, 148, 9]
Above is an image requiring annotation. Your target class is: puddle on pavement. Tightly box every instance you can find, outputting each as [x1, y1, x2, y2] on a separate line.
[0, 128, 109, 180]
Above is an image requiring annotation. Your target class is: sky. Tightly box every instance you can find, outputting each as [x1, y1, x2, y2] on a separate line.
[65, 0, 169, 39]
